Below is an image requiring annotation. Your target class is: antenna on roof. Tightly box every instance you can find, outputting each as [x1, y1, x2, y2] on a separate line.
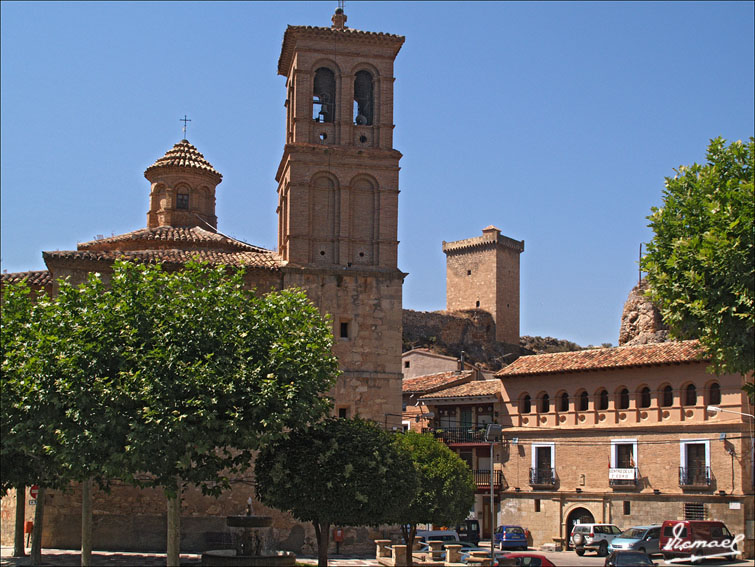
[338, 0, 345, 11]
[638, 243, 642, 285]
[180, 115, 191, 140]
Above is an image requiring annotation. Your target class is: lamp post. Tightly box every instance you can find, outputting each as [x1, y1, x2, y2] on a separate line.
[485, 423, 503, 564]
[707, 406, 755, 419]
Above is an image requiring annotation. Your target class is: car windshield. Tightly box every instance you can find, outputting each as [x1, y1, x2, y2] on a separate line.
[620, 528, 646, 539]
[616, 552, 653, 566]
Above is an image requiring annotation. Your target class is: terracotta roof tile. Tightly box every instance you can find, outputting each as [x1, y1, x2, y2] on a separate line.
[1, 270, 52, 286]
[420, 380, 501, 400]
[495, 340, 706, 377]
[403, 370, 473, 395]
[43, 249, 282, 269]
[78, 227, 267, 253]
[144, 139, 222, 180]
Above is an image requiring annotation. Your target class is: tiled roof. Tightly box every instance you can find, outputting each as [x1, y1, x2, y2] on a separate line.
[495, 340, 706, 377]
[78, 227, 267, 253]
[144, 139, 222, 180]
[43, 249, 282, 269]
[1, 270, 52, 286]
[420, 380, 501, 400]
[403, 370, 473, 395]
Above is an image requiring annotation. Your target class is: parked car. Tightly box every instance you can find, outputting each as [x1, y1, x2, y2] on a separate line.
[660, 520, 738, 562]
[570, 523, 623, 556]
[604, 550, 655, 566]
[415, 529, 460, 544]
[498, 552, 557, 566]
[456, 518, 481, 545]
[495, 524, 528, 550]
[609, 525, 661, 555]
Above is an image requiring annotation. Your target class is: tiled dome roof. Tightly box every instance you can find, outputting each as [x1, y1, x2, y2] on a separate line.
[144, 139, 222, 181]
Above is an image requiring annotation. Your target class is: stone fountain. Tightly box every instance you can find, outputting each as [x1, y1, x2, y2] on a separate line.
[202, 498, 296, 566]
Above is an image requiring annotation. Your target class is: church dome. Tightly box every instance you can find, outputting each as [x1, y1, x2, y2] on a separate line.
[144, 139, 222, 183]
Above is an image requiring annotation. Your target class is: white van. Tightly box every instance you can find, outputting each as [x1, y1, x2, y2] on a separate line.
[416, 529, 461, 544]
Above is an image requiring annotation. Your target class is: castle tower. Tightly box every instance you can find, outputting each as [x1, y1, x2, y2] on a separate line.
[145, 139, 222, 230]
[443, 226, 524, 345]
[276, 9, 406, 425]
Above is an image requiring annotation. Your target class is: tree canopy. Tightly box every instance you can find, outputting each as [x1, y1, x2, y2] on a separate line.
[641, 137, 754, 386]
[255, 417, 417, 567]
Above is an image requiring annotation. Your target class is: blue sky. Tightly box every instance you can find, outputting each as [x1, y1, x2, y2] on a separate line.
[2, 1, 753, 347]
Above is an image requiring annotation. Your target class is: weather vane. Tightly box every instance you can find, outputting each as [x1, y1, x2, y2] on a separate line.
[180, 115, 191, 139]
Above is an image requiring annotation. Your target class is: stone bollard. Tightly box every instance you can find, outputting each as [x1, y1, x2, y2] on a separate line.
[375, 539, 392, 560]
[467, 550, 493, 566]
[428, 540, 445, 561]
[392, 544, 408, 567]
[444, 544, 462, 565]
[413, 535, 424, 551]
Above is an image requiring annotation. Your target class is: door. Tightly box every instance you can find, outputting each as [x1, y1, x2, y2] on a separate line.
[686, 443, 706, 484]
[535, 446, 552, 484]
[482, 499, 491, 539]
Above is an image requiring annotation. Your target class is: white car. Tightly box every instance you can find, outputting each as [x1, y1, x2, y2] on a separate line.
[570, 523, 623, 556]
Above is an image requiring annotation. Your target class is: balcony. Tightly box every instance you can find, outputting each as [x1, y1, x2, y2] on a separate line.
[679, 466, 711, 488]
[427, 426, 488, 445]
[609, 467, 640, 488]
[529, 467, 556, 487]
[473, 469, 503, 490]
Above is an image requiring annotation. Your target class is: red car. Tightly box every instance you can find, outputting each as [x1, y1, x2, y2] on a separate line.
[498, 553, 557, 567]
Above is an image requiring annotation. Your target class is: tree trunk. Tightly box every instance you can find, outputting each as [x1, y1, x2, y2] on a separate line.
[401, 523, 417, 567]
[13, 485, 26, 557]
[166, 489, 181, 567]
[30, 486, 46, 566]
[314, 521, 330, 567]
[81, 478, 93, 566]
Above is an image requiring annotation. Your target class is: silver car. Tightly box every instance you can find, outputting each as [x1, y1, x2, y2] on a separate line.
[608, 525, 661, 555]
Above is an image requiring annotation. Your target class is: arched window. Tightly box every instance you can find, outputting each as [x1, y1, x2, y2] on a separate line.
[353, 70, 374, 125]
[578, 391, 589, 412]
[617, 388, 630, 410]
[313, 68, 335, 123]
[559, 392, 569, 412]
[684, 384, 697, 406]
[639, 387, 651, 409]
[540, 394, 550, 413]
[708, 382, 721, 406]
[521, 395, 531, 414]
[661, 385, 674, 407]
[597, 389, 609, 411]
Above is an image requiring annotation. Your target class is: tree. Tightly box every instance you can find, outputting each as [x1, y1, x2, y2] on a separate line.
[392, 431, 475, 567]
[641, 137, 754, 393]
[255, 418, 417, 567]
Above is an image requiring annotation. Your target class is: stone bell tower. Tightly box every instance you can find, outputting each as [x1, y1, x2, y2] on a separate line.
[276, 9, 406, 425]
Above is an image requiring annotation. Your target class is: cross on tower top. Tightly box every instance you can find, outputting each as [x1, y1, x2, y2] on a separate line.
[180, 115, 191, 139]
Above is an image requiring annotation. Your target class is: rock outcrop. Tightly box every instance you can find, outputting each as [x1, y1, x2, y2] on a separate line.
[618, 279, 669, 346]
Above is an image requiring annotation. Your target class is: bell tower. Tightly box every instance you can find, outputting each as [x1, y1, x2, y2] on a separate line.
[275, 7, 404, 268]
[275, 9, 406, 425]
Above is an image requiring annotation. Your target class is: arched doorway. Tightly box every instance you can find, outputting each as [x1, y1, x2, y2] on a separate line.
[565, 507, 595, 550]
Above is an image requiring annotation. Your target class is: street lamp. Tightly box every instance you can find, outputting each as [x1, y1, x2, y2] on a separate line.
[706, 406, 755, 419]
[485, 423, 503, 564]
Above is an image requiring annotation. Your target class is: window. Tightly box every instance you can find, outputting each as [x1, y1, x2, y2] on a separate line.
[353, 70, 374, 125]
[578, 391, 589, 412]
[460, 407, 473, 428]
[661, 385, 673, 407]
[530, 443, 555, 486]
[708, 382, 721, 405]
[597, 389, 609, 411]
[684, 384, 697, 406]
[558, 392, 569, 412]
[639, 387, 651, 408]
[404, 360, 410, 369]
[521, 395, 531, 414]
[684, 502, 705, 520]
[338, 407, 349, 419]
[623, 501, 631, 515]
[340, 321, 349, 339]
[540, 393, 550, 413]
[313, 68, 335, 122]
[176, 193, 189, 209]
[534, 499, 541, 512]
[611, 439, 637, 469]
[617, 388, 630, 410]
[679, 439, 711, 486]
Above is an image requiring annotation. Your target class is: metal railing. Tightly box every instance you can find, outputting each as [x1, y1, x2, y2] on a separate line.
[679, 465, 711, 487]
[529, 467, 556, 486]
[426, 426, 488, 444]
[609, 467, 640, 487]
[472, 469, 503, 489]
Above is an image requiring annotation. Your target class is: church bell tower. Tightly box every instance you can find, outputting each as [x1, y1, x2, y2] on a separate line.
[275, 8, 404, 268]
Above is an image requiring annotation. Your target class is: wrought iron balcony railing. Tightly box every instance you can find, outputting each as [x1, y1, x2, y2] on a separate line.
[472, 469, 503, 489]
[426, 426, 488, 444]
[609, 467, 639, 487]
[529, 467, 556, 486]
[679, 465, 711, 487]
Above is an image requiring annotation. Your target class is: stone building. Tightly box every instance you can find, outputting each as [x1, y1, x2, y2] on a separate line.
[1, 8, 406, 553]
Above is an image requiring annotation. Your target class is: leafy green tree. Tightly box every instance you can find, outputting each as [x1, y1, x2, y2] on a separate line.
[642, 137, 754, 393]
[255, 418, 417, 567]
[392, 431, 475, 567]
